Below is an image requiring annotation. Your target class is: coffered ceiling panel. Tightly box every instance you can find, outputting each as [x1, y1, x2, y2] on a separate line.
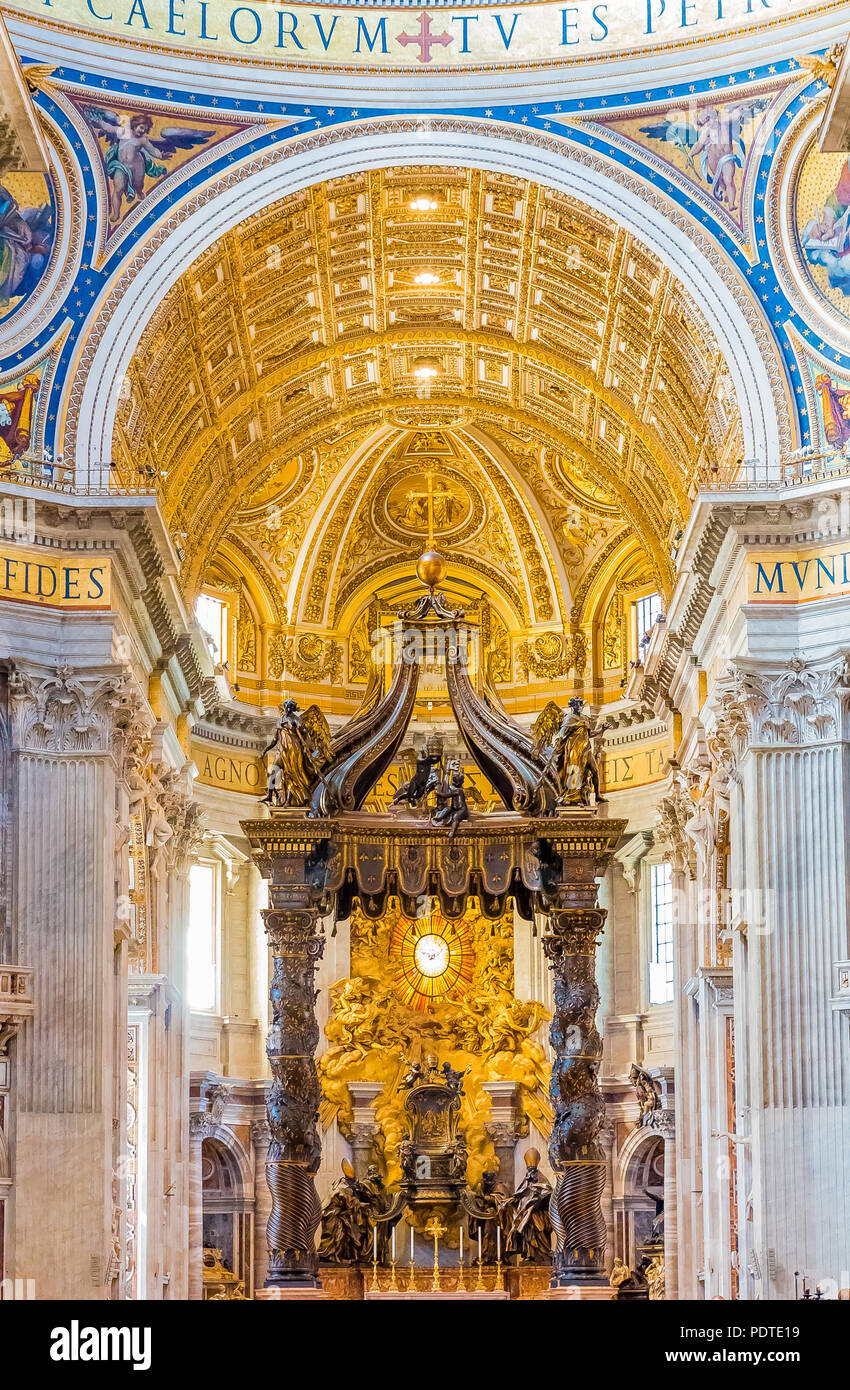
[114, 165, 744, 614]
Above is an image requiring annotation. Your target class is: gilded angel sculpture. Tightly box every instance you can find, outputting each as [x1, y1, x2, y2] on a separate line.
[260, 698, 333, 808]
[531, 696, 609, 808]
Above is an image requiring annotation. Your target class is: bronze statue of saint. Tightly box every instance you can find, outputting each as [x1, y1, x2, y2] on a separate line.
[503, 1149, 553, 1263]
[317, 1161, 371, 1264]
[464, 1171, 505, 1263]
[260, 698, 331, 807]
[359, 1164, 400, 1263]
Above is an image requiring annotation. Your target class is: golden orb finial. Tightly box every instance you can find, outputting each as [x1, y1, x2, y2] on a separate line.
[416, 548, 447, 589]
[524, 1147, 541, 1169]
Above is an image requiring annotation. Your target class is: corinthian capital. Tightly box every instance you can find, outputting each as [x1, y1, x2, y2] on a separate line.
[654, 772, 697, 877]
[9, 664, 131, 754]
[708, 653, 850, 751]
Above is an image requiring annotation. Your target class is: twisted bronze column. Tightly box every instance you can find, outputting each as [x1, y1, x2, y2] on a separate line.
[263, 901, 325, 1288]
[543, 905, 608, 1288]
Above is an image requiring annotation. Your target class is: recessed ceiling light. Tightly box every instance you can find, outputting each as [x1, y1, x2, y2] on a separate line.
[412, 354, 441, 380]
[410, 197, 437, 211]
[414, 271, 439, 286]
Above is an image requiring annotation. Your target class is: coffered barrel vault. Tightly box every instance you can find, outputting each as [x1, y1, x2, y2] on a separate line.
[112, 166, 743, 707]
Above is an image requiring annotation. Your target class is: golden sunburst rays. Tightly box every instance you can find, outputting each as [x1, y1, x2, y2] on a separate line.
[390, 906, 474, 1012]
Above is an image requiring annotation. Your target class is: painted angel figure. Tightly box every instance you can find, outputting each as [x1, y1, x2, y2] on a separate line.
[84, 107, 215, 224]
[640, 98, 770, 211]
[260, 697, 332, 808]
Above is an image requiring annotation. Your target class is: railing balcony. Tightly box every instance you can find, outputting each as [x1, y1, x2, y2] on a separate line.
[0, 456, 158, 498]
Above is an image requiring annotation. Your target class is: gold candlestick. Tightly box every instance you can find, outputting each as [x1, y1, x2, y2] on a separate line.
[369, 1255, 380, 1293]
[475, 1256, 485, 1292]
[495, 1256, 504, 1291]
[389, 1257, 399, 1292]
[456, 1251, 467, 1292]
[424, 1215, 447, 1293]
[406, 1258, 416, 1293]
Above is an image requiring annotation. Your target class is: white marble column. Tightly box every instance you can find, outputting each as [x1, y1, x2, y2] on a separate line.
[187, 1113, 206, 1301]
[250, 1116, 271, 1293]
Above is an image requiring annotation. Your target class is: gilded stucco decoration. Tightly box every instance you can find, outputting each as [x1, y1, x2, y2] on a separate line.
[236, 588, 256, 673]
[113, 167, 743, 632]
[319, 902, 551, 1187]
[267, 632, 343, 685]
[516, 631, 587, 683]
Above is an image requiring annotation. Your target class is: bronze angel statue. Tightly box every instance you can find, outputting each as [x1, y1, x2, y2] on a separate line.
[260, 698, 333, 808]
[531, 696, 609, 809]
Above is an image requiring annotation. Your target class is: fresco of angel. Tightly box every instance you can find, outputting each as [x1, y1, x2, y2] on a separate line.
[83, 107, 215, 224]
[639, 98, 771, 211]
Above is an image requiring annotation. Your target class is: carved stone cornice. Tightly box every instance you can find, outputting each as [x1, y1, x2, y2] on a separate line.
[687, 966, 734, 1011]
[189, 1110, 213, 1139]
[250, 1117, 271, 1148]
[707, 654, 850, 753]
[190, 1081, 233, 1138]
[614, 830, 654, 893]
[646, 1109, 676, 1142]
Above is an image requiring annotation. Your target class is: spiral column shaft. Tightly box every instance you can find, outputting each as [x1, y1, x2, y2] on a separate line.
[263, 899, 325, 1288]
[543, 906, 608, 1288]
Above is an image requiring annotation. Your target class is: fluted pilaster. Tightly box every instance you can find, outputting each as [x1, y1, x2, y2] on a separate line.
[706, 655, 850, 1298]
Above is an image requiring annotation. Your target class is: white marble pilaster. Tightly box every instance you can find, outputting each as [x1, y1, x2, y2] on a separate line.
[707, 656, 850, 1298]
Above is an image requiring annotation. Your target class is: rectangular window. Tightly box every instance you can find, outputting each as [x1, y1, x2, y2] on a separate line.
[188, 861, 218, 1012]
[649, 861, 674, 1005]
[634, 592, 661, 655]
[196, 593, 228, 664]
